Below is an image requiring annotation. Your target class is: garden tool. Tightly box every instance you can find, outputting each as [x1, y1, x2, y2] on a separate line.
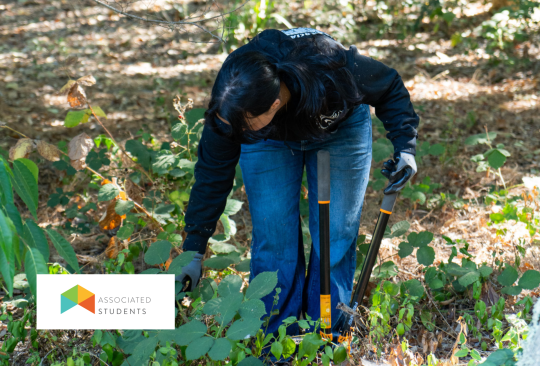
[334, 190, 399, 340]
[317, 150, 332, 340]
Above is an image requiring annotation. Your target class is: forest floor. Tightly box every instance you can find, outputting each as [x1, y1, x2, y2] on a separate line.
[1, 0, 540, 365]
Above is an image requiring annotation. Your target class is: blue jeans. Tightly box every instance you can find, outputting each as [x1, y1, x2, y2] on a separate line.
[239, 104, 372, 337]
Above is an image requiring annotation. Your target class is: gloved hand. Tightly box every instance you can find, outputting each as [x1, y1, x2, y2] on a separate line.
[381, 152, 417, 194]
[175, 253, 203, 292]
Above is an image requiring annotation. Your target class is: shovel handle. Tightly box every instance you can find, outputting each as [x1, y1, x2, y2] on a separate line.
[317, 150, 332, 337]
[349, 192, 398, 311]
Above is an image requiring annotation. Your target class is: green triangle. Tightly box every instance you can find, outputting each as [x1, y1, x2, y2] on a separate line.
[61, 285, 79, 303]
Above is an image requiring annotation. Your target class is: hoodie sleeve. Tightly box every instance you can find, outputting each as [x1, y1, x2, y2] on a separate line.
[347, 45, 419, 157]
[182, 121, 241, 254]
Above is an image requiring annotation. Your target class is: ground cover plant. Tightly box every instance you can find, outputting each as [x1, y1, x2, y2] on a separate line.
[1, 0, 540, 365]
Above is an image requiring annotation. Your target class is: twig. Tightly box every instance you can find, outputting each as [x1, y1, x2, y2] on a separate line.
[1, 124, 29, 138]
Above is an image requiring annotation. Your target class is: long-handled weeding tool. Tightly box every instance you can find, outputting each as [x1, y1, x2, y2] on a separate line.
[334, 191, 399, 340]
[317, 150, 332, 340]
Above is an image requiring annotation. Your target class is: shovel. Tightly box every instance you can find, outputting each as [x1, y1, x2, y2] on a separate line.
[334, 190, 399, 339]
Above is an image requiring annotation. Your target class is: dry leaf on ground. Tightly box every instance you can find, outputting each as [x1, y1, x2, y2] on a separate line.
[68, 133, 94, 161]
[9, 138, 34, 160]
[70, 158, 86, 171]
[36, 140, 60, 162]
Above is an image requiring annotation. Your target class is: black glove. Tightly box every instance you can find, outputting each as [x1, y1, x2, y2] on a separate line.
[175, 253, 203, 292]
[381, 152, 417, 194]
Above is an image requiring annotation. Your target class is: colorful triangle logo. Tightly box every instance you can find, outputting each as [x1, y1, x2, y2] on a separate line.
[61, 285, 95, 314]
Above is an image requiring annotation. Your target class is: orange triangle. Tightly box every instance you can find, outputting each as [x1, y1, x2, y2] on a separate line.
[79, 294, 95, 314]
[77, 285, 94, 303]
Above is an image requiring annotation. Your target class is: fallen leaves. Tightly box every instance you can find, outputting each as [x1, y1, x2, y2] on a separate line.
[57, 75, 96, 108]
[9, 138, 34, 160]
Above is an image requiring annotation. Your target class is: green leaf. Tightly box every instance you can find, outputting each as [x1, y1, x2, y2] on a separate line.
[401, 279, 424, 298]
[373, 261, 398, 279]
[115, 200, 134, 216]
[372, 138, 393, 162]
[464, 132, 497, 146]
[421, 309, 435, 332]
[152, 150, 177, 175]
[246, 271, 278, 300]
[238, 357, 264, 366]
[0, 210, 15, 297]
[12, 160, 38, 219]
[479, 265, 493, 278]
[518, 270, 540, 290]
[239, 299, 267, 320]
[484, 348, 513, 364]
[46, 229, 80, 273]
[416, 246, 435, 266]
[333, 346, 347, 364]
[186, 336, 214, 360]
[497, 265, 519, 286]
[17, 158, 38, 183]
[117, 224, 134, 240]
[24, 247, 48, 299]
[454, 348, 469, 357]
[470, 349, 481, 361]
[208, 337, 232, 361]
[398, 241, 414, 258]
[98, 184, 119, 202]
[224, 199, 243, 216]
[390, 221, 410, 237]
[226, 318, 263, 340]
[282, 337, 296, 358]
[23, 219, 50, 262]
[167, 251, 197, 276]
[5, 202, 23, 235]
[500, 286, 522, 296]
[173, 320, 207, 346]
[271, 341, 283, 360]
[458, 271, 480, 287]
[383, 281, 399, 296]
[125, 140, 151, 170]
[428, 143, 445, 156]
[0, 157, 14, 205]
[204, 254, 239, 270]
[92, 106, 107, 118]
[446, 262, 473, 276]
[218, 274, 242, 297]
[65, 110, 89, 128]
[397, 323, 405, 336]
[210, 242, 238, 254]
[203, 292, 243, 325]
[144, 240, 172, 265]
[408, 231, 434, 247]
[235, 259, 251, 272]
[171, 123, 188, 141]
[487, 149, 506, 169]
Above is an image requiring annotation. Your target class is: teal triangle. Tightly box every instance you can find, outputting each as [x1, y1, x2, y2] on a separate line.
[61, 294, 78, 313]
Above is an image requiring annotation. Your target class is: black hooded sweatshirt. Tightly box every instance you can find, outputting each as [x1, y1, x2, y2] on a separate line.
[182, 28, 419, 254]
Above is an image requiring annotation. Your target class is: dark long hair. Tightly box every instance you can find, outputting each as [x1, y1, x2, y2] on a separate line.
[205, 33, 364, 143]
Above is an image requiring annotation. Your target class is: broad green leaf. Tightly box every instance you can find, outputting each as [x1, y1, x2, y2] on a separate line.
[152, 150, 177, 174]
[24, 247, 48, 299]
[282, 337, 296, 358]
[117, 224, 134, 240]
[12, 160, 38, 219]
[125, 140, 152, 170]
[372, 138, 393, 162]
[224, 199, 243, 216]
[239, 299, 267, 320]
[454, 348, 469, 357]
[458, 271, 480, 287]
[98, 184, 119, 202]
[497, 265, 519, 286]
[373, 261, 398, 278]
[420, 309, 435, 332]
[115, 200, 134, 216]
[238, 357, 264, 366]
[0, 157, 14, 205]
[383, 281, 399, 296]
[501, 286, 522, 296]
[218, 274, 242, 297]
[416, 246, 435, 266]
[487, 149, 506, 169]
[144, 240, 172, 265]
[398, 241, 414, 258]
[23, 219, 50, 262]
[271, 341, 283, 360]
[5, 202, 23, 235]
[428, 143, 445, 156]
[172, 320, 207, 346]
[186, 336, 214, 360]
[464, 132, 497, 146]
[17, 158, 38, 183]
[65, 110, 89, 128]
[203, 292, 243, 325]
[208, 337, 231, 361]
[46, 229, 80, 273]
[0, 209, 15, 296]
[226, 318, 263, 340]
[235, 259, 251, 272]
[167, 251, 197, 276]
[204, 253, 240, 270]
[411, 191, 426, 204]
[401, 279, 424, 298]
[518, 270, 540, 290]
[470, 349, 481, 361]
[446, 262, 473, 276]
[171, 123, 187, 141]
[478, 265, 493, 278]
[333, 346, 348, 364]
[91, 106, 107, 118]
[396, 323, 405, 335]
[390, 221, 410, 237]
[245, 271, 278, 300]
[192, 278, 218, 302]
[408, 231, 434, 247]
[211, 242, 237, 254]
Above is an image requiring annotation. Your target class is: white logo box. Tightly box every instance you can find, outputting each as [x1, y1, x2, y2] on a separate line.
[37, 274, 175, 329]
